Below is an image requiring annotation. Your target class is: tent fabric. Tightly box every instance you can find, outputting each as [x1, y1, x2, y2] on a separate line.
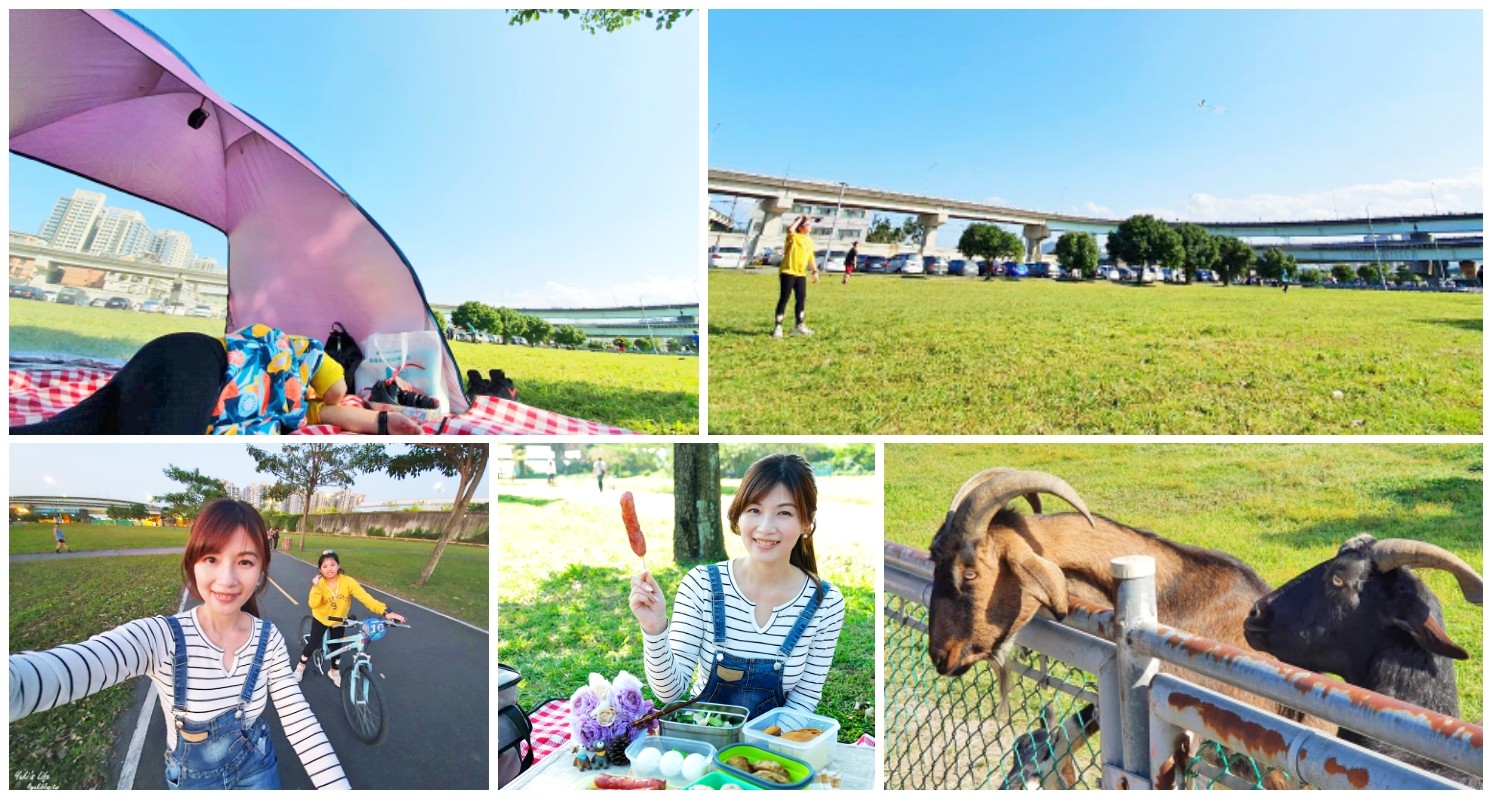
[10, 367, 636, 436]
[9, 9, 468, 413]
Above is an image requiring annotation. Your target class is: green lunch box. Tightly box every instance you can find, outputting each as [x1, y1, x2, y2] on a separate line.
[713, 744, 815, 790]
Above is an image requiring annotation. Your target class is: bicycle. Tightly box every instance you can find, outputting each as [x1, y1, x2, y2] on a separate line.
[299, 614, 409, 744]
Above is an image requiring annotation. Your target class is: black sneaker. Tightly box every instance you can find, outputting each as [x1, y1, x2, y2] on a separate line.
[488, 369, 518, 401]
[368, 378, 399, 405]
[466, 369, 490, 395]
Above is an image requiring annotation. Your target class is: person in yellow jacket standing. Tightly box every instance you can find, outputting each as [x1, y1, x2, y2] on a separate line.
[296, 550, 407, 687]
[773, 215, 821, 338]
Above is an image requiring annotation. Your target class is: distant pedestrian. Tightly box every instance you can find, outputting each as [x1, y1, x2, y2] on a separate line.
[594, 458, 608, 492]
[270, 528, 281, 551]
[772, 215, 820, 338]
[54, 518, 69, 553]
[842, 242, 859, 285]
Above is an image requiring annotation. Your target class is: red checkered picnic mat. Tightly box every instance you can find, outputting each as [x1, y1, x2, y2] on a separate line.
[9, 368, 635, 435]
[523, 699, 877, 765]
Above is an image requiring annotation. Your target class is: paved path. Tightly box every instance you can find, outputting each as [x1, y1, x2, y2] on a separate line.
[118, 550, 489, 789]
[11, 547, 183, 562]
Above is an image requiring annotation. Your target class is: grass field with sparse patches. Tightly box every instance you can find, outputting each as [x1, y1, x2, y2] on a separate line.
[883, 444, 1482, 722]
[707, 271, 1482, 434]
[9, 300, 698, 433]
[9, 522, 190, 553]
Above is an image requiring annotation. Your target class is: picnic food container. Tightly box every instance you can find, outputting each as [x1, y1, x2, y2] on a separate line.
[741, 708, 840, 770]
[497, 663, 522, 709]
[623, 735, 717, 786]
[713, 744, 815, 790]
[658, 702, 749, 750]
[683, 772, 764, 790]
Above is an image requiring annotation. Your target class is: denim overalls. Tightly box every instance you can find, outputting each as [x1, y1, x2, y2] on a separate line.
[162, 616, 281, 790]
[696, 564, 830, 718]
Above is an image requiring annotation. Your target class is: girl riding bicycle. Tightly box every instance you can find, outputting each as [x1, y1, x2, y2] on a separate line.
[297, 550, 406, 688]
[629, 453, 846, 717]
[8, 499, 349, 789]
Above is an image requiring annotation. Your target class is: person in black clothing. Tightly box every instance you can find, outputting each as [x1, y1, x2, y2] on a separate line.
[842, 242, 859, 285]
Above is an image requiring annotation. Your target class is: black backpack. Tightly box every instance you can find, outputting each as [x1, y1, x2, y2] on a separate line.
[324, 322, 364, 392]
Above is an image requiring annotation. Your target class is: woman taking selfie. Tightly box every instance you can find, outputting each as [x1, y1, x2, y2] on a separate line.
[8, 499, 348, 789]
[629, 453, 845, 716]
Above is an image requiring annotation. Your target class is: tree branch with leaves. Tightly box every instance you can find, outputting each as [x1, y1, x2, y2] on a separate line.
[383, 445, 490, 586]
[507, 9, 693, 33]
[246, 444, 385, 550]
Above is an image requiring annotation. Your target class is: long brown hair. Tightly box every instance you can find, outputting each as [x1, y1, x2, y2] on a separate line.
[727, 453, 823, 601]
[181, 499, 271, 618]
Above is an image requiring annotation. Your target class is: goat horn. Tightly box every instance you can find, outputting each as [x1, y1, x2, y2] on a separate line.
[1370, 539, 1483, 606]
[951, 469, 1094, 546]
[947, 468, 1043, 515]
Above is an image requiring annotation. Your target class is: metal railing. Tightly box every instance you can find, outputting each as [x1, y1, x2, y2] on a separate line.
[884, 543, 1482, 790]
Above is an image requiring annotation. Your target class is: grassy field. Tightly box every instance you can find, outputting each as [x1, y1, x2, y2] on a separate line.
[883, 443, 1483, 722]
[277, 532, 488, 627]
[8, 522, 190, 554]
[9, 299, 699, 433]
[497, 474, 878, 743]
[9, 555, 183, 789]
[707, 271, 1482, 434]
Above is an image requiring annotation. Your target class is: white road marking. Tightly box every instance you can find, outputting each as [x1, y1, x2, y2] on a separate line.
[118, 587, 189, 789]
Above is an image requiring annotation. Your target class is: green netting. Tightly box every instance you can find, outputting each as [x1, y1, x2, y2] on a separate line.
[884, 595, 1103, 789]
[1181, 740, 1302, 790]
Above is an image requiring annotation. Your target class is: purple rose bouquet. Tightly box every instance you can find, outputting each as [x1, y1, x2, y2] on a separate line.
[569, 670, 657, 748]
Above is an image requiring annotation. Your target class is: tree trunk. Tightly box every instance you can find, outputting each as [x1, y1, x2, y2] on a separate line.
[416, 474, 472, 587]
[673, 443, 725, 565]
[298, 489, 312, 551]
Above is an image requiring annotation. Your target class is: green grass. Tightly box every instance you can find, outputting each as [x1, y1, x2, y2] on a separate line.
[9, 556, 183, 789]
[707, 272, 1482, 434]
[497, 475, 878, 742]
[9, 522, 190, 554]
[8, 300, 700, 433]
[883, 444, 1483, 722]
[279, 532, 488, 627]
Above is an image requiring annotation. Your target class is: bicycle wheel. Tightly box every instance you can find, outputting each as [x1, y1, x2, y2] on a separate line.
[341, 662, 386, 744]
[298, 616, 313, 646]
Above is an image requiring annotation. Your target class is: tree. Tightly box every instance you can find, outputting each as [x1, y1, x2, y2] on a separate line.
[494, 306, 522, 341]
[633, 337, 653, 352]
[508, 9, 693, 33]
[1394, 264, 1417, 285]
[1357, 263, 1386, 285]
[523, 315, 554, 345]
[673, 444, 725, 564]
[1053, 231, 1100, 278]
[900, 218, 928, 246]
[958, 224, 1024, 275]
[158, 465, 228, 519]
[1106, 215, 1183, 281]
[553, 325, 587, 348]
[1331, 263, 1355, 284]
[1176, 223, 1221, 283]
[247, 445, 384, 550]
[1299, 269, 1323, 286]
[1216, 236, 1255, 286]
[865, 215, 902, 245]
[433, 310, 448, 332]
[451, 301, 498, 336]
[382, 445, 489, 586]
[1258, 248, 1298, 283]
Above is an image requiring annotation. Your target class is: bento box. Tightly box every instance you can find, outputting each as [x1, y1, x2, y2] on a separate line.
[623, 735, 716, 786]
[683, 772, 763, 790]
[741, 707, 840, 770]
[713, 744, 814, 790]
[657, 702, 749, 750]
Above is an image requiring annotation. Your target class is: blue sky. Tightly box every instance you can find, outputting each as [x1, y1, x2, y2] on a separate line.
[10, 443, 490, 506]
[709, 10, 1482, 242]
[10, 10, 700, 308]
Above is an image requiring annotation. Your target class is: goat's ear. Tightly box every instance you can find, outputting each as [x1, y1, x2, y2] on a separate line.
[1388, 599, 1469, 660]
[1011, 549, 1069, 621]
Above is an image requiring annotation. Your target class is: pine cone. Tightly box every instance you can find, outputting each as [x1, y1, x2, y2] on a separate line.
[605, 734, 631, 766]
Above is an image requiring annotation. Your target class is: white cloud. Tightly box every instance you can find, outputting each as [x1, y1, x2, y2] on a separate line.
[41, 475, 54, 485]
[1080, 200, 1116, 217]
[1212, 105, 1226, 116]
[499, 276, 698, 309]
[432, 480, 444, 493]
[1146, 170, 1484, 222]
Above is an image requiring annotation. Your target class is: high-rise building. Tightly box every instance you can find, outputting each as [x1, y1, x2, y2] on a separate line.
[39, 189, 106, 251]
[151, 230, 193, 269]
[88, 208, 151, 258]
[191, 256, 220, 272]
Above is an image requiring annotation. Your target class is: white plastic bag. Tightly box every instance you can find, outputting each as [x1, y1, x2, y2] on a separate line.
[354, 330, 450, 414]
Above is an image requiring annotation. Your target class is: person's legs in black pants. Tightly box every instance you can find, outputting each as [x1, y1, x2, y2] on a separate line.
[773, 274, 809, 337]
[11, 332, 226, 435]
[792, 277, 808, 328]
[300, 618, 344, 673]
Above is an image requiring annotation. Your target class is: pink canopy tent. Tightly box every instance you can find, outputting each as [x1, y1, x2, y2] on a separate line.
[9, 9, 469, 414]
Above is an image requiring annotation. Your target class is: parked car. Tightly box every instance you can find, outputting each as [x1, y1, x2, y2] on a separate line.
[1006, 262, 1030, 277]
[105, 296, 133, 310]
[53, 286, 90, 305]
[189, 304, 215, 317]
[140, 299, 163, 313]
[922, 256, 950, 275]
[858, 255, 889, 274]
[888, 253, 924, 274]
[1025, 263, 1053, 278]
[9, 284, 46, 300]
[817, 249, 850, 273]
[707, 246, 746, 269]
[948, 258, 976, 276]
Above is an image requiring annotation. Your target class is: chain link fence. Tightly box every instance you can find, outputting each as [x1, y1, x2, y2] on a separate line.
[884, 595, 1102, 789]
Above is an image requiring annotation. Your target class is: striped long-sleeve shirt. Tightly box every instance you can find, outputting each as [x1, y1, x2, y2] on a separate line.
[9, 607, 349, 789]
[643, 561, 845, 713]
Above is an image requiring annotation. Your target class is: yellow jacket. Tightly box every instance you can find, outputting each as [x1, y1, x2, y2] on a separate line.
[308, 574, 387, 627]
[780, 232, 816, 277]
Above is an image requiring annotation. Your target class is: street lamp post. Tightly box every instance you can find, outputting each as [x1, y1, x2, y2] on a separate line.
[1365, 203, 1386, 289]
[824, 182, 848, 268]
